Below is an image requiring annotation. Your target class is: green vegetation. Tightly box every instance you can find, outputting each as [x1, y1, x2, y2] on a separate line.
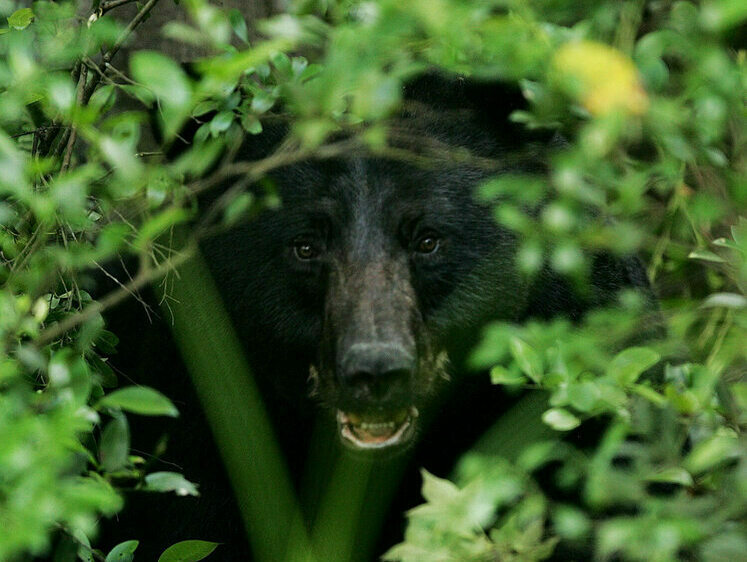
[0, 0, 744, 560]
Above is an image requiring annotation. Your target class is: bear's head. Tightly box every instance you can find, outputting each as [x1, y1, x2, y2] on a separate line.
[206, 149, 531, 450]
[203, 82, 540, 450]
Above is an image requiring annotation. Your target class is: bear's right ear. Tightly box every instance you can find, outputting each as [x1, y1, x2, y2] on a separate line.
[403, 72, 553, 147]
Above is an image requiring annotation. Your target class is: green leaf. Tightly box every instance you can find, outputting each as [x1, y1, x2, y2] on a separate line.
[420, 469, 460, 504]
[98, 136, 143, 183]
[99, 414, 130, 472]
[701, 293, 746, 309]
[73, 529, 94, 562]
[665, 385, 700, 414]
[195, 38, 293, 82]
[144, 472, 199, 496]
[489, 365, 525, 385]
[223, 192, 254, 226]
[251, 90, 275, 114]
[241, 113, 263, 135]
[105, 540, 138, 562]
[271, 51, 292, 76]
[645, 467, 694, 487]
[731, 217, 747, 246]
[119, 84, 155, 106]
[684, 434, 740, 474]
[228, 9, 248, 44]
[209, 111, 234, 136]
[688, 249, 725, 263]
[192, 100, 219, 117]
[98, 386, 179, 417]
[567, 381, 599, 412]
[712, 237, 740, 250]
[133, 207, 190, 251]
[700, 1, 747, 31]
[517, 440, 563, 472]
[130, 51, 192, 139]
[606, 347, 660, 386]
[630, 383, 667, 405]
[542, 408, 580, 431]
[8, 8, 34, 30]
[553, 504, 591, 540]
[158, 540, 219, 562]
[509, 337, 543, 383]
[130, 52, 190, 103]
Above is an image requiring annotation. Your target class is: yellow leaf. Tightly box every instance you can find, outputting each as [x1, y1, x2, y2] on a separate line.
[551, 41, 648, 116]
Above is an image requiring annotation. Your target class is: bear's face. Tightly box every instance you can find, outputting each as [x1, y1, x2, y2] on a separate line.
[205, 109, 531, 451]
[245, 154, 521, 450]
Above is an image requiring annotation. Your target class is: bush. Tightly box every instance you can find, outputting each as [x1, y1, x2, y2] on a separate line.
[0, 0, 744, 560]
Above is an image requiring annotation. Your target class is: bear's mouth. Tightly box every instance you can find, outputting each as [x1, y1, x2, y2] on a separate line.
[336, 407, 418, 449]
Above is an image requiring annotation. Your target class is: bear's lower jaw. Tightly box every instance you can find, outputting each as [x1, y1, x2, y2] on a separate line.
[337, 407, 418, 450]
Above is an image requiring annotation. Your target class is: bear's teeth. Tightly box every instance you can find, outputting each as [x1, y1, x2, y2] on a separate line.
[359, 422, 395, 430]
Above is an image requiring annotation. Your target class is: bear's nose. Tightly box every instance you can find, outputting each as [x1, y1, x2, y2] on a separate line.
[339, 343, 415, 404]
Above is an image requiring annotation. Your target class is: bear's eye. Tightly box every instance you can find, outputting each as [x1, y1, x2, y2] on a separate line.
[415, 235, 439, 254]
[293, 240, 320, 261]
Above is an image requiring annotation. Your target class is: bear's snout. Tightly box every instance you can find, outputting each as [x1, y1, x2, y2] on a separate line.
[338, 342, 415, 406]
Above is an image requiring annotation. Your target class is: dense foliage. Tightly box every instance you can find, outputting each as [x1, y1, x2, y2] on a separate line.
[0, 0, 744, 560]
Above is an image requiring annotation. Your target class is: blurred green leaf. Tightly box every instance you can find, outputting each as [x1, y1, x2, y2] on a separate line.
[228, 9, 248, 44]
[684, 434, 741, 474]
[105, 540, 138, 562]
[144, 472, 199, 497]
[606, 347, 660, 386]
[552, 504, 590, 540]
[645, 467, 694, 487]
[98, 386, 179, 417]
[542, 408, 580, 431]
[8, 8, 34, 30]
[490, 365, 525, 385]
[99, 414, 130, 472]
[689, 249, 726, 263]
[701, 292, 746, 309]
[158, 540, 219, 562]
[130, 52, 192, 139]
[509, 337, 544, 383]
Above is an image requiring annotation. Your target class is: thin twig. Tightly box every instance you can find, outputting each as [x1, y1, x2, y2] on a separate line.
[61, 65, 88, 172]
[101, 60, 140, 87]
[35, 243, 196, 347]
[187, 137, 363, 195]
[38, 63, 82, 156]
[11, 128, 56, 140]
[83, 0, 161, 102]
[99, 0, 138, 15]
[93, 260, 155, 321]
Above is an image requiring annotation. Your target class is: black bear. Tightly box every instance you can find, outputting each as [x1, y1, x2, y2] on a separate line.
[100, 77, 653, 560]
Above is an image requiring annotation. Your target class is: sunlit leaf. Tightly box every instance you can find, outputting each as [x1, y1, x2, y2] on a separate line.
[8, 8, 34, 30]
[144, 472, 199, 497]
[542, 408, 580, 431]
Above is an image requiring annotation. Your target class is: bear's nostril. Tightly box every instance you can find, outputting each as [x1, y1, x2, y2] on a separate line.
[340, 343, 415, 403]
[348, 368, 412, 401]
